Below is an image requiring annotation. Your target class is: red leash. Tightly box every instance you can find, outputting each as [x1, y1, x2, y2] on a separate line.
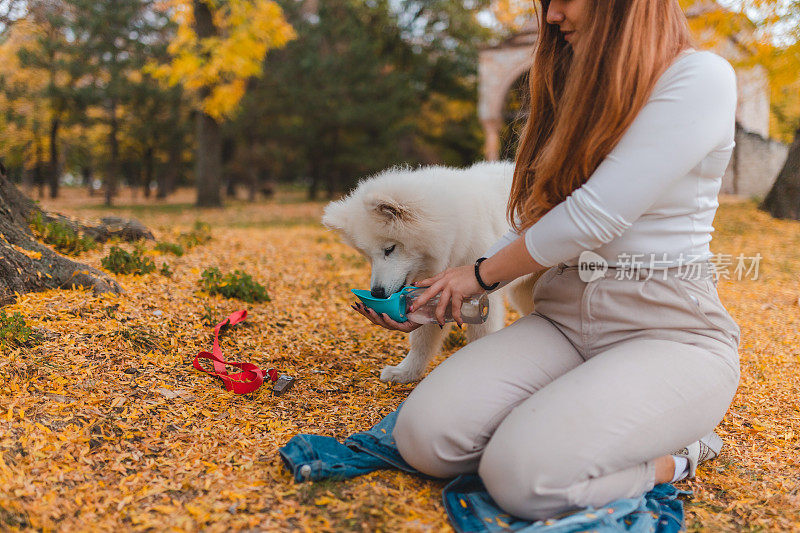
[193, 310, 278, 394]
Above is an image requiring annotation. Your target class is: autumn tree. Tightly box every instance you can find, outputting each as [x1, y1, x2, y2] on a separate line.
[60, 0, 171, 206]
[118, 13, 189, 200]
[754, 1, 800, 219]
[238, 0, 418, 199]
[0, 17, 53, 195]
[760, 126, 800, 218]
[692, 0, 800, 218]
[0, 0, 173, 205]
[150, 0, 295, 207]
[395, 0, 493, 167]
[236, 0, 491, 198]
[13, 0, 76, 199]
[125, 80, 189, 199]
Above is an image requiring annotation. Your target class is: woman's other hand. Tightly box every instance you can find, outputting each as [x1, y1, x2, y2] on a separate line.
[351, 302, 423, 333]
[411, 264, 482, 327]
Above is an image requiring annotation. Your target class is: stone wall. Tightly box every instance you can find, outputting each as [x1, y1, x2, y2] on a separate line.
[722, 124, 788, 198]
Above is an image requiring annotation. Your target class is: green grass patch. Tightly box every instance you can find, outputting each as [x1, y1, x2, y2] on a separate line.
[228, 216, 323, 229]
[0, 311, 42, 351]
[101, 246, 156, 275]
[179, 222, 212, 249]
[154, 242, 184, 256]
[159, 262, 173, 277]
[83, 202, 195, 215]
[29, 212, 98, 256]
[199, 267, 270, 303]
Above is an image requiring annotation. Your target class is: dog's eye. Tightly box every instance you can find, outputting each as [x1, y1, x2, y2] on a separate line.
[384, 245, 396, 257]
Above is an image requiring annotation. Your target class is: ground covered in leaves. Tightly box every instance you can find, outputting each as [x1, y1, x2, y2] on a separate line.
[0, 188, 798, 531]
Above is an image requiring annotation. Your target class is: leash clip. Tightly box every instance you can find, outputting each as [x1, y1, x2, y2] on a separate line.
[272, 375, 296, 396]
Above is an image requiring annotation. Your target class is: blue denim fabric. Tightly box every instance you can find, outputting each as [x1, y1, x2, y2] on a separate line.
[342, 403, 419, 474]
[278, 405, 690, 533]
[278, 433, 389, 482]
[442, 474, 687, 533]
[278, 402, 419, 482]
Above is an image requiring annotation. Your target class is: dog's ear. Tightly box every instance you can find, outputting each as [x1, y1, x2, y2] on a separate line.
[321, 200, 349, 232]
[369, 198, 413, 223]
[375, 202, 405, 220]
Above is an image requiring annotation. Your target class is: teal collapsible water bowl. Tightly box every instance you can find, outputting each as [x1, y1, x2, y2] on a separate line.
[351, 286, 416, 322]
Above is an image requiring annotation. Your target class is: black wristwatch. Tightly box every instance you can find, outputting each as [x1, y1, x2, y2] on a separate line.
[474, 257, 499, 291]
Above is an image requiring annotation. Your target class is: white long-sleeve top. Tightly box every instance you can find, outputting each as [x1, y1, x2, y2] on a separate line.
[485, 49, 737, 269]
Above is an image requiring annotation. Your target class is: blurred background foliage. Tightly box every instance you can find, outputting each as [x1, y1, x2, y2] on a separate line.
[0, 0, 798, 205]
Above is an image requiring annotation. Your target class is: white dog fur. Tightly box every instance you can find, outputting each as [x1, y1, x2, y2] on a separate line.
[322, 160, 538, 383]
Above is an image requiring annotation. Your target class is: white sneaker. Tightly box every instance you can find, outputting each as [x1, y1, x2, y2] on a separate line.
[671, 431, 723, 478]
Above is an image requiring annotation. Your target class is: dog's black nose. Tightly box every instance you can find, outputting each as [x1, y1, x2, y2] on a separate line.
[370, 287, 386, 299]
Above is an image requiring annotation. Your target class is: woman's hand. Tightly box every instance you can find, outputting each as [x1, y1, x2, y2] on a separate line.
[351, 302, 423, 333]
[411, 264, 482, 327]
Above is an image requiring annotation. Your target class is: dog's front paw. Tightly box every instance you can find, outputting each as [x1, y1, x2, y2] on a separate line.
[380, 363, 423, 384]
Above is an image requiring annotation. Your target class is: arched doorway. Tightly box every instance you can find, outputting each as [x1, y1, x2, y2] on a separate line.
[477, 21, 539, 161]
[499, 71, 530, 162]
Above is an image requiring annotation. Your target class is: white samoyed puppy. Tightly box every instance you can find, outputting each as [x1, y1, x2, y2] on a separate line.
[322, 160, 540, 383]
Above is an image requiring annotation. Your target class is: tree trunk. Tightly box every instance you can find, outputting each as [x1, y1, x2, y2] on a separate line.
[34, 143, 45, 199]
[105, 98, 120, 207]
[325, 131, 339, 199]
[49, 116, 60, 199]
[0, 164, 122, 306]
[247, 167, 258, 202]
[194, 0, 222, 207]
[308, 175, 318, 200]
[195, 111, 223, 206]
[157, 141, 180, 199]
[307, 153, 321, 200]
[260, 173, 275, 200]
[732, 122, 742, 195]
[223, 136, 236, 199]
[23, 164, 34, 192]
[157, 98, 183, 200]
[225, 175, 237, 198]
[325, 170, 338, 199]
[127, 160, 139, 201]
[82, 166, 94, 197]
[759, 126, 800, 220]
[143, 146, 154, 199]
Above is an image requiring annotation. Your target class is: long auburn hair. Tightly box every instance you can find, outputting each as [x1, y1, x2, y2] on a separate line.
[508, 0, 693, 231]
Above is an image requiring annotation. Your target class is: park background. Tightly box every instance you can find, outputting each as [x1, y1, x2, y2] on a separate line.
[0, 0, 799, 531]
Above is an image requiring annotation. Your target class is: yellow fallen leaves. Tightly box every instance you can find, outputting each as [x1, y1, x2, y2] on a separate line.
[11, 244, 42, 261]
[0, 189, 797, 531]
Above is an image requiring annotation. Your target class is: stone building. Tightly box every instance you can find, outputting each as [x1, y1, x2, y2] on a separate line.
[478, 18, 787, 198]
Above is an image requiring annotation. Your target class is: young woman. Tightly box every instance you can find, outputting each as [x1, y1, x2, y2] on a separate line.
[352, 0, 742, 521]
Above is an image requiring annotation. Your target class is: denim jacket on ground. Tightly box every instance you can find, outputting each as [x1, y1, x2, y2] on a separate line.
[279, 403, 689, 533]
